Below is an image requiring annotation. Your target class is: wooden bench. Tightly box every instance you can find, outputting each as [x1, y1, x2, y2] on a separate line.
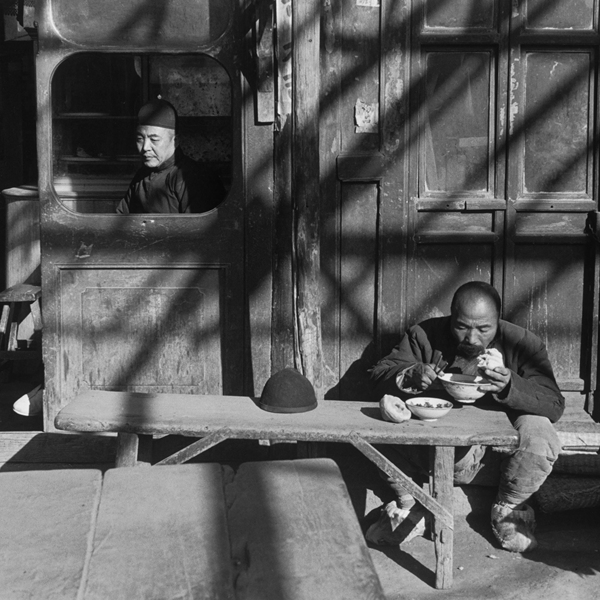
[55, 390, 521, 589]
[553, 395, 600, 452]
[0, 460, 385, 600]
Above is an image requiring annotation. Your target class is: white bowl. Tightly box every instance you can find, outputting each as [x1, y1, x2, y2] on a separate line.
[405, 398, 453, 421]
[437, 373, 490, 403]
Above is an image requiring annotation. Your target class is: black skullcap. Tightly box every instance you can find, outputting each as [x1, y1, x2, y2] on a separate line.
[258, 367, 318, 414]
[137, 99, 177, 130]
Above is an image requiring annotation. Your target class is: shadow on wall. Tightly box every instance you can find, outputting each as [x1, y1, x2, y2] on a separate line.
[325, 342, 378, 402]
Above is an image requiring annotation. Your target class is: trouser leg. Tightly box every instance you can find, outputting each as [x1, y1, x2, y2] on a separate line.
[376, 445, 428, 507]
[497, 413, 561, 506]
[377, 443, 491, 503]
[379, 414, 560, 505]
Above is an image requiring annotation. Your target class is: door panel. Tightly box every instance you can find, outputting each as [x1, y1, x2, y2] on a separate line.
[522, 51, 592, 196]
[505, 242, 588, 390]
[422, 50, 494, 195]
[505, 6, 598, 400]
[36, 0, 266, 430]
[409, 241, 496, 324]
[60, 267, 223, 395]
[337, 182, 378, 400]
[525, 0, 595, 30]
[423, 0, 497, 30]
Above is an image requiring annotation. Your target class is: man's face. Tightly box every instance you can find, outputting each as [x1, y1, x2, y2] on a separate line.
[136, 125, 175, 168]
[450, 297, 498, 357]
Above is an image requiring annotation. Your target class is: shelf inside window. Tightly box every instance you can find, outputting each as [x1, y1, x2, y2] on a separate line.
[59, 155, 139, 164]
[55, 113, 135, 119]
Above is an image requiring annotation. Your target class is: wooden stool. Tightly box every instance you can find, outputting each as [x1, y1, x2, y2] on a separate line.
[0, 283, 42, 363]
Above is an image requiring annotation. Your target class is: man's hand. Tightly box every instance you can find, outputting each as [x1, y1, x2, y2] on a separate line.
[399, 363, 440, 392]
[477, 366, 511, 394]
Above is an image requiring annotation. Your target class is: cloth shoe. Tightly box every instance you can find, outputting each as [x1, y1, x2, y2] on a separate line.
[12, 384, 43, 417]
[365, 501, 427, 546]
[491, 502, 537, 552]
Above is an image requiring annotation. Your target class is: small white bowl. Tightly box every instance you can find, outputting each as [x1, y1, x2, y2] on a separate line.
[405, 398, 453, 421]
[437, 373, 490, 403]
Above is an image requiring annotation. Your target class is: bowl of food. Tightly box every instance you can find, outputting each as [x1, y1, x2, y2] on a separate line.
[437, 373, 490, 403]
[405, 398, 453, 422]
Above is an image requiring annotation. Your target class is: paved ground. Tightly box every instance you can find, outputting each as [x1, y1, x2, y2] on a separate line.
[368, 505, 599, 600]
[0, 422, 597, 599]
[331, 446, 600, 600]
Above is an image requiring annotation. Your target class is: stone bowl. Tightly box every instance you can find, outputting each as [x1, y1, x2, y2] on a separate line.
[405, 397, 453, 422]
[437, 373, 490, 403]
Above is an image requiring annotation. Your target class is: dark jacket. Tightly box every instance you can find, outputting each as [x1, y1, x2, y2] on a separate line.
[117, 148, 226, 214]
[370, 316, 564, 423]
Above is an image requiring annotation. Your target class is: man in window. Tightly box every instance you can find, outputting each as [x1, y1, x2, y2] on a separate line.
[116, 99, 226, 214]
[367, 281, 564, 553]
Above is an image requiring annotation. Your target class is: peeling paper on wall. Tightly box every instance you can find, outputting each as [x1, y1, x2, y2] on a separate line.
[76, 242, 93, 259]
[355, 99, 379, 133]
[275, 0, 293, 130]
[357, 0, 380, 7]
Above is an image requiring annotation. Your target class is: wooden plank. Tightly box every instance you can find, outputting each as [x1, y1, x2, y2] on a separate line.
[227, 459, 385, 600]
[271, 117, 295, 372]
[155, 429, 231, 466]
[0, 469, 102, 600]
[55, 391, 519, 447]
[254, 1, 274, 123]
[0, 350, 42, 360]
[557, 430, 600, 450]
[0, 431, 116, 464]
[349, 433, 454, 530]
[319, 0, 343, 395]
[554, 404, 600, 449]
[82, 464, 235, 600]
[2, 188, 41, 289]
[432, 446, 454, 590]
[339, 182, 378, 400]
[7, 302, 18, 351]
[30, 297, 43, 330]
[292, 0, 323, 392]
[0, 303, 10, 346]
[115, 432, 140, 467]
[336, 154, 385, 181]
[0, 462, 114, 472]
[244, 0, 277, 394]
[0, 284, 41, 303]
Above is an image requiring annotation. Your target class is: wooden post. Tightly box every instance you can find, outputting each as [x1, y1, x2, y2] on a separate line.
[292, 0, 322, 394]
[432, 446, 455, 589]
[115, 433, 152, 467]
[272, 0, 295, 374]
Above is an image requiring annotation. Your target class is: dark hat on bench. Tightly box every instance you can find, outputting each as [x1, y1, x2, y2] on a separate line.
[258, 367, 318, 413]
[137, 99, 177, 130]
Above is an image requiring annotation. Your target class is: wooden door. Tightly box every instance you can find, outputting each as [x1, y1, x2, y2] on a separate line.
[404, 1, 599, 409]
[321, 0, 599, 412]
[504, 3, 599, 408]
[36, 1, 274, 430]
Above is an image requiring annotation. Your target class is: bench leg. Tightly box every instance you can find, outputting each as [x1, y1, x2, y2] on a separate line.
[431, 446, 454, 589]
[297, 441, 326, 458]
[154, 430, 231, 465]
[115, 433, 152, 467]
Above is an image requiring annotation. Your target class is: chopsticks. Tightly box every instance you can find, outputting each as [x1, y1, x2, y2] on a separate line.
[433, 353, 448, 375]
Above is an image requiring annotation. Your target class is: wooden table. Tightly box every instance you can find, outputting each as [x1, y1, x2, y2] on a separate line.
[0, 461, 385, 600]
[55, 391, 519, 589]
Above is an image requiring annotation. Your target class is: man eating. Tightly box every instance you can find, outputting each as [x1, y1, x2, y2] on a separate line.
[368, 281, 564, 553]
